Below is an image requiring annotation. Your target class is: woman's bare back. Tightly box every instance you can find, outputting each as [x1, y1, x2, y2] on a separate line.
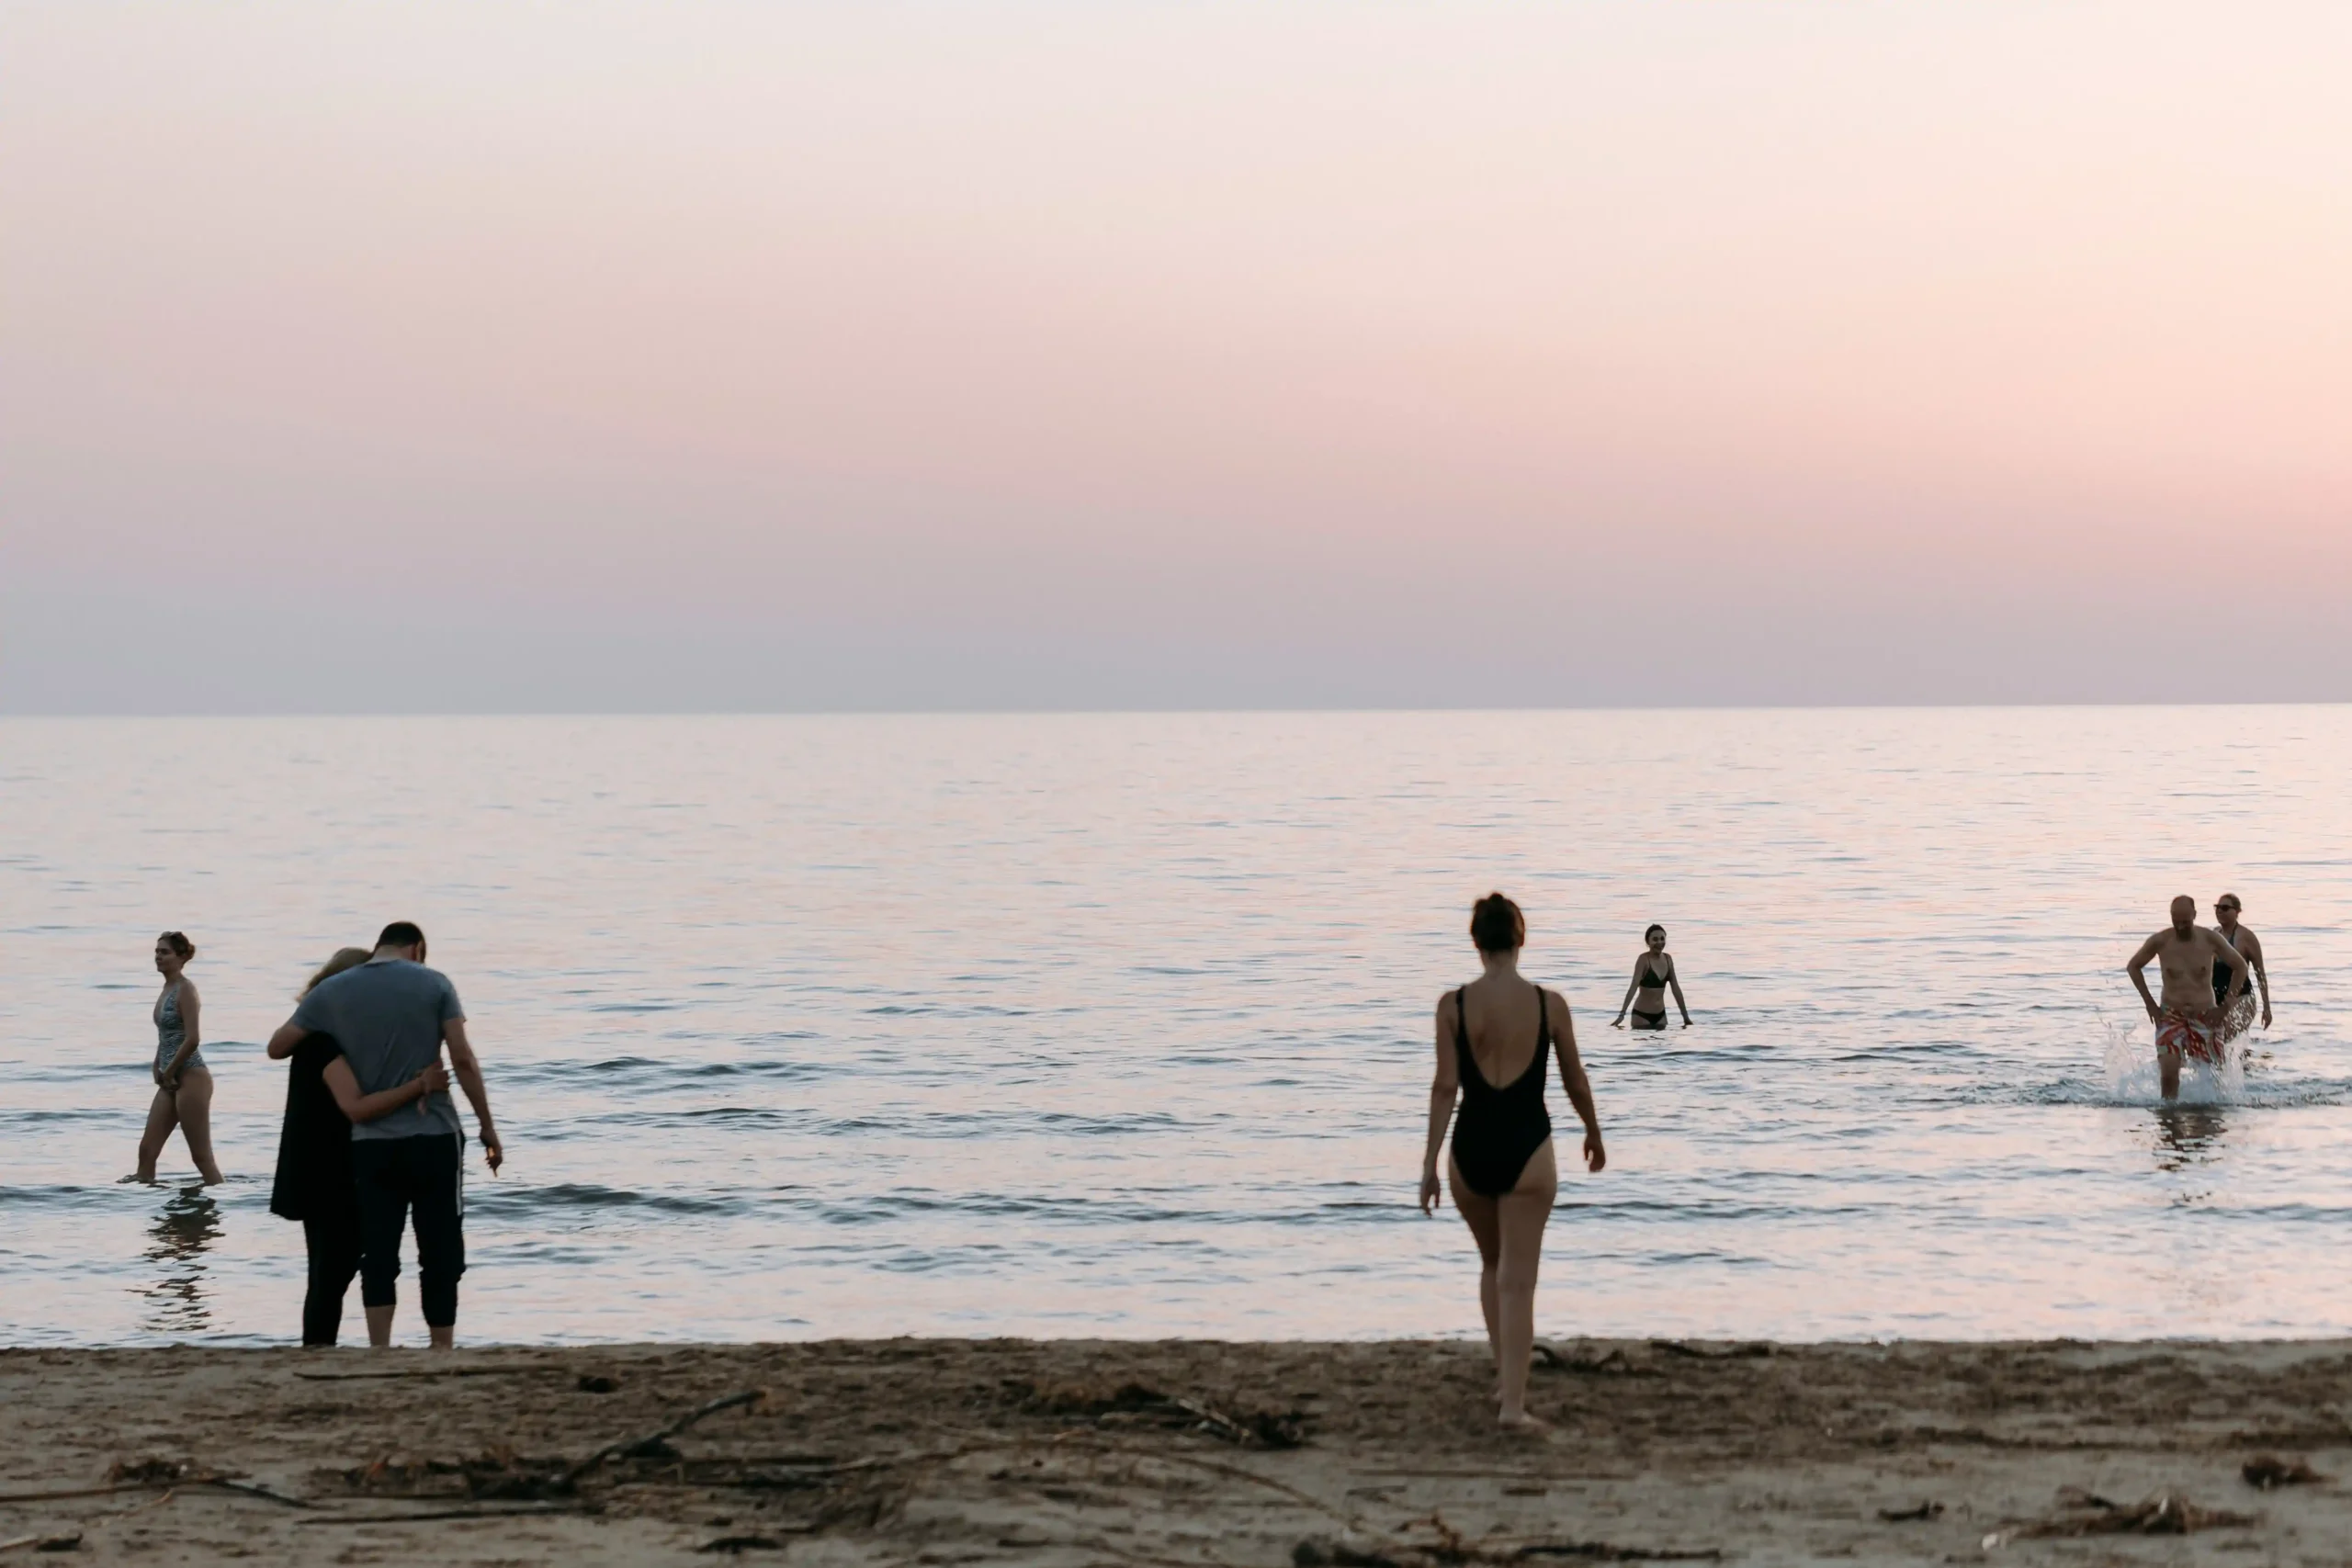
[1456, 974, 1547, 1087]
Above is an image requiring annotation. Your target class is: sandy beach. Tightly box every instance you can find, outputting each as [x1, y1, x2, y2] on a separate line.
[5, 1338, 2350, 1565]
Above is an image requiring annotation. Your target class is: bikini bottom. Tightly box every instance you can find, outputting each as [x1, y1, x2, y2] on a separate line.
[1631, 1008, 1668, 1029]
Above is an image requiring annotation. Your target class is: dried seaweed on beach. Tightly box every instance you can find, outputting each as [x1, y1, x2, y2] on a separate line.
[565, 1387, 770, 1482]
[2016, 1486, 2256, 1537]
[106, 1457, 194, 1485]
[336, 1449, 579, 1501]
[1295, 1538, 1719, 1568]
[1875, 1500, 1943, 1522]
[1530, 1342, 1660, 1379]
[1515, 1546, 1724, 1562]
[327, 1388, 780, 1504]
[1011, 1378, 1308, 1448]
[2242, 1452, 2324, 1488]
[1292, 1537, 1406, 1567]
[16, 1339, 2352, 1565]
[0, 1531, 84, 1553]
[0, 1459, 312, 1510]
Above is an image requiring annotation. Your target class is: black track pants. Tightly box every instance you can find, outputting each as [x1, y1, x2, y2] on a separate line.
[353, 1134, 466, 1327]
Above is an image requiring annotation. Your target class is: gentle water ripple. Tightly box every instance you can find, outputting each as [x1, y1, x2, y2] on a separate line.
[3, 709, 2350, 1345]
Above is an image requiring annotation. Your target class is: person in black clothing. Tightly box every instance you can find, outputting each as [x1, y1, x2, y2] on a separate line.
[1418, 893, 1605, 1430]
[266, 922, 503, 1349]
[267, 947, 450, 1346]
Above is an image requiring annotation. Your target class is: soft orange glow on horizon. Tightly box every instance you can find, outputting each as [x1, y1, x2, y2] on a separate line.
[5, 3, 2347, 709]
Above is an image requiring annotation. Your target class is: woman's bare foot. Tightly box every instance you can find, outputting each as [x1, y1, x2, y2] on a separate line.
[1497, 1409, 1552, 1434]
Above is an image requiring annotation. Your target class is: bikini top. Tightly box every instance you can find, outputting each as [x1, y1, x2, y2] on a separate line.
[1638, 960, 1672, 988]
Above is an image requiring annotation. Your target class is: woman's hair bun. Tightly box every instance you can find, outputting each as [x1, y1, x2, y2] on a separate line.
[1469, 894, 1525, 954]
[159, 931, 196, 959]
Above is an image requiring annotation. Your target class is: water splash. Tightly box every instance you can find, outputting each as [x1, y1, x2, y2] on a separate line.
[2100, 1014, 2245, 1105]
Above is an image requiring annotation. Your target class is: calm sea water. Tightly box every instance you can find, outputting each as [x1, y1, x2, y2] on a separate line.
[4, 710, 2349, 1347]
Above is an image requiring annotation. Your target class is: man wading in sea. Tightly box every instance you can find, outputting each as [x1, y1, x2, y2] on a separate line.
[2126, 896, 2251, 1100]
[267, 922, 503, 1348]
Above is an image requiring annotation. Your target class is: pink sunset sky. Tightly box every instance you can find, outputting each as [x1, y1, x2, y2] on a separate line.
[4, 2, 2346, 711]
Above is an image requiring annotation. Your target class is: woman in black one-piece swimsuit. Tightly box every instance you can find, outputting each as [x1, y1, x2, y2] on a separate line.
[1418, 893, 1607, 1430]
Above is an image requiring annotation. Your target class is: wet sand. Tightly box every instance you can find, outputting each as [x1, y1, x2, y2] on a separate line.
[5, 1337, 2351, 1564]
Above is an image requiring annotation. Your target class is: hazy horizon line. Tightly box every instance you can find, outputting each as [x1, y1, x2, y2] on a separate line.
[6, 699, 2345, 721]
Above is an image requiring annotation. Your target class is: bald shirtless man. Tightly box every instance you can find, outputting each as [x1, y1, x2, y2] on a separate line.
[2126, 896, 2252, 1100]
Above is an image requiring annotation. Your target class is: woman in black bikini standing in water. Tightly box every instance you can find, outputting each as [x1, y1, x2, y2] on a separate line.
[1610, 924, 1691, 1031]
[1419, 894, 1606, 1430]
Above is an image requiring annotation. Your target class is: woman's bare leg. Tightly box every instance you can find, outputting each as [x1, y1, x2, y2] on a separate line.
[135, 1088, 178, 1183]
[1446, 1156, 1503, 1374]
[173, 1066, 225, 1185]
[1494, 1141, 1558, 1427]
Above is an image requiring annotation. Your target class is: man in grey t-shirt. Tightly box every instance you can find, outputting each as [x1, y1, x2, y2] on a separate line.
[269, 921, 504, 1348]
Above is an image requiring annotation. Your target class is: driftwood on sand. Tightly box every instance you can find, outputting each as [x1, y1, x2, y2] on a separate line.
[5, 1338, 2352, 1563]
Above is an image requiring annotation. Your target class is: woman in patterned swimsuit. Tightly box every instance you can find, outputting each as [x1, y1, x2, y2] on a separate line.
[137, 931, 224, 1185]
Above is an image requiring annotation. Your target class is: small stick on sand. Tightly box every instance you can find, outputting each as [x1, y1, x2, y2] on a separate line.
[0, 1476, 305, 1508]
[562, 1388, 767, 1486]
[196, 1477, 311, 1508]
[292, 1367, 564, 1382]
[0, 1483, 164, 1505]
[296, 1504, 594, 1527]
[1088, 1438, 1396, 1549]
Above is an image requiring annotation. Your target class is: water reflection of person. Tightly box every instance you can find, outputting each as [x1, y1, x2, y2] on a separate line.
[2152, 1103, 2228, 1178]
[143, 1184, 222, 1336]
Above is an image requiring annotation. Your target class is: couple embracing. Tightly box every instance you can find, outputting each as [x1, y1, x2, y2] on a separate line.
[266, 922, 504, 1348]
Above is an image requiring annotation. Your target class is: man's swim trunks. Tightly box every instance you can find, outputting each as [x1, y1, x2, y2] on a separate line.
[2155, 1011, 2225, 1066]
